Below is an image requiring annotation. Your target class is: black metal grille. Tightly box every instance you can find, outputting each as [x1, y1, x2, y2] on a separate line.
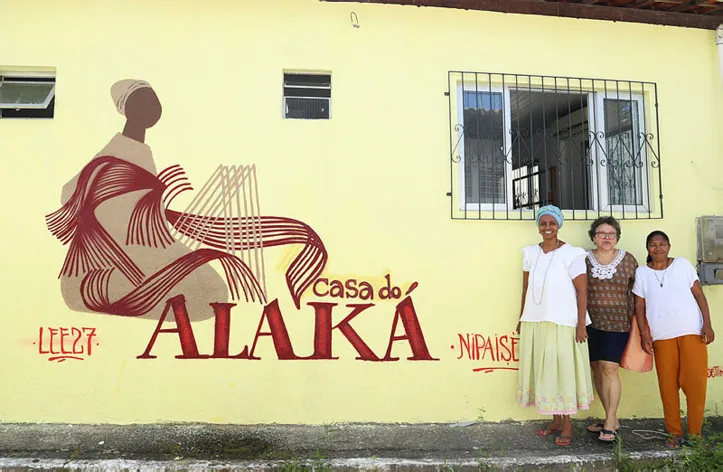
[284, 73, 331, 120]
[446, 71, 663, 221]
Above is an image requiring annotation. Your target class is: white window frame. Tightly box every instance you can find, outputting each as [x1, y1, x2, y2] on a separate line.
[456, 83, 512, 212]
[593, 92, 650, 213]
[455, 82, 650, 214]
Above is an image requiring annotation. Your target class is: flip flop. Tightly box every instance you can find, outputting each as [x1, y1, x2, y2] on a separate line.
[587, 422, 605, 433]
[555, 435, 573, 447]
[599, 429, 618, 442]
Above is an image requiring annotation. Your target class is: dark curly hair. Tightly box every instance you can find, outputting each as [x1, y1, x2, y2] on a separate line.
[588, 216, 622, 242]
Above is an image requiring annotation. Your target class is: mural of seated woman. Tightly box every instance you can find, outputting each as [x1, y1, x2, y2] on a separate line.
[49, 79, 327, 322]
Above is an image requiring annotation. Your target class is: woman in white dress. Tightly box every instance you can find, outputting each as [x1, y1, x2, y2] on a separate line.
[516, 205, 594, 447]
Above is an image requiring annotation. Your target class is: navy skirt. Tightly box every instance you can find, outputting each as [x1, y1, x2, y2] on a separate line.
[587, 326, 630, 364]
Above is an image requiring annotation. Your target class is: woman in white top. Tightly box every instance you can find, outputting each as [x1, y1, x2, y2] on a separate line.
[516, 205, 594, 447]
[633, 230, 715, 449]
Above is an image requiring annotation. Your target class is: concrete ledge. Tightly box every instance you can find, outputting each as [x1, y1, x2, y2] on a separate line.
[0, 452, 680, 471]
[0, 418, 718, 469]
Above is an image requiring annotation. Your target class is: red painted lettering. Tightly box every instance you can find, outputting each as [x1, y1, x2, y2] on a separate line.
[498, 335, 512, 362]
[137, 296, 204, 359]
[308, 302, 379, 361]
[211, 303, 250, 358]
[474, 334, 485, 361]
[329, 280, 344, 298]
[457, 333, 471, 360]
[59, 328, 70, 354]
[345, 279, 359, 299]
[482, 336, 495, 361]
[382, 297, 438, 361]
[313, 278, 329, 297]
[511, 336, 520, 362]
[247, 299, 302, 360]
[48, 328, 59, 354]
[83, 327, 96, 355]
[71, 328, 83, 354]
[38, 328, 49, 354]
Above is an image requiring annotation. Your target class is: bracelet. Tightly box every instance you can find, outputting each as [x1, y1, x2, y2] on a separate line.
[639, 330, 650, 336]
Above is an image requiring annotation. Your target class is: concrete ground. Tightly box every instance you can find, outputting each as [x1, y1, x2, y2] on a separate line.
[0, 417, 719, 470]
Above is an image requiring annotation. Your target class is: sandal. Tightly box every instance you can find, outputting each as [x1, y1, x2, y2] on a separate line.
[587, 422, 605, 433]
[555, 435, 573, 447]
[665, 436, 685, 449]
[536, 426, 561, 436]
[599, 429, 618, 442]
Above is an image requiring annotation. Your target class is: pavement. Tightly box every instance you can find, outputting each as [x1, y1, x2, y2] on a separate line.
[0, 417, 719, 470]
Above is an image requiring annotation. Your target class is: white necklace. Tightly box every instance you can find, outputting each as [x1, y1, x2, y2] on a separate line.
[531, 241, 561, 305]
[588, 250, 625, 280]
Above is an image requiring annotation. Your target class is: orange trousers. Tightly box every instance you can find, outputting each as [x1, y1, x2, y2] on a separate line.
[653, 335, 708, 436]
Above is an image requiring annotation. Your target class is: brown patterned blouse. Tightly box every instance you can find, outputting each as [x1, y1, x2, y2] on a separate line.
[586, 250, 638, 332]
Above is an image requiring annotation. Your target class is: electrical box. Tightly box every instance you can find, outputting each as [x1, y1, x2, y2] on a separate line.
[696, 216, 723, 285]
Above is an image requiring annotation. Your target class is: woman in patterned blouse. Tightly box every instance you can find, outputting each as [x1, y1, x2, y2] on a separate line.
[584, 216, 638, 442]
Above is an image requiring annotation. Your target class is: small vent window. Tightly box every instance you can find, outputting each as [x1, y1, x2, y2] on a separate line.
[0, 76, 56, 119]
[283, 73, 331, 120]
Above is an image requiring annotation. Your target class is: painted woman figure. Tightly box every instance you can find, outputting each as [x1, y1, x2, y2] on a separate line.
[48, 79, 327, 320]
[516, 205, 594, 447]
[58, 80, 229, 320]
[584, 216, 638, 442]
[633, 230, 715, 449]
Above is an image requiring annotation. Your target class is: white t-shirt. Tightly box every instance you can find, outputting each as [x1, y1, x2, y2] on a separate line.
[521, 243, 591, 328]
[632, 257, 703, 342]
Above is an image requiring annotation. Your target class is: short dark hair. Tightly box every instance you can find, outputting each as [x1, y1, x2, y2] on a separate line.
[588, 216, 622, 242]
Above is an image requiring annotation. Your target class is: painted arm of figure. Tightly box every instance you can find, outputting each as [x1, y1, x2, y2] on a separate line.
[634, 295, 653, 354]
[691, 280, 715, 344]
[516, 271, 529, 334]
[572, 274, 588, 343]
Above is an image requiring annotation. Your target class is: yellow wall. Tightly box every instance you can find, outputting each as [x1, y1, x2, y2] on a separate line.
[0, 0, 722, 424]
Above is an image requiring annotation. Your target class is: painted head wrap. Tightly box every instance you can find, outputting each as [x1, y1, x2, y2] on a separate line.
[110, 79, 152, 116]
[536, 204, 564, 228]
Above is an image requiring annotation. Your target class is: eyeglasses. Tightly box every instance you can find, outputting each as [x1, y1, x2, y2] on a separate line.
[595, 232, 618, 240]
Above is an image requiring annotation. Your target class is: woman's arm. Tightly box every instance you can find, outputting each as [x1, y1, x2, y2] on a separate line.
[634, 295, 653, 354]
[516, 271, 529, 334]
[691, 280, 715, 344]
[572, 274, 588, 343]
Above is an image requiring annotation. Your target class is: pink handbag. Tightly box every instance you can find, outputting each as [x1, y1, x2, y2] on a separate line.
[620, 320, 653, 372]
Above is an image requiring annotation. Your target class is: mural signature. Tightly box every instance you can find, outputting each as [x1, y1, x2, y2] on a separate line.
[36, 327, 97, 362]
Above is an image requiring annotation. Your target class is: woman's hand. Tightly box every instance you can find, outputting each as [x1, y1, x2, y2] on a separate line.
[702, 324, 715, 345]
[640, 332, 653, 355]
[576, 324, 588, 343]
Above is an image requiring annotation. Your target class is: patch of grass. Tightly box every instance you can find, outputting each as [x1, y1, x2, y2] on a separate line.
[474, 447, 498, 471]
[69, 445, 81, 460]
[438, 459, 460, 471]
[612, 435, 634, 472]
[272, 449, 332, 472]
[676, 432, 723, 471]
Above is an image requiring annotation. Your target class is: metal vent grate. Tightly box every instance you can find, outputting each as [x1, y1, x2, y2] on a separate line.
[284, 73, 331, 120]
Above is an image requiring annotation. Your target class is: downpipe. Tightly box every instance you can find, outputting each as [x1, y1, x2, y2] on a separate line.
[718, 24, 723, 88]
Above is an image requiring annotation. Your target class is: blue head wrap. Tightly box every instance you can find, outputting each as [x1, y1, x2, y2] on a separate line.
[536, 205, 564, 228]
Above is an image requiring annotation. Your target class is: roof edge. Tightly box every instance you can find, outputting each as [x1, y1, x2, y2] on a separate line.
[320, 0, 723, 30]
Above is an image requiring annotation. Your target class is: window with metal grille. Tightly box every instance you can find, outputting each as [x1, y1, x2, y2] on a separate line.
[283, 73, 331, 120]
[0, 75, 55, 119]
[446, 72, 662, 221]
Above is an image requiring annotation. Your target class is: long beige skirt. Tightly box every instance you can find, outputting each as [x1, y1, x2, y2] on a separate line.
[517, 321, 594, 415]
